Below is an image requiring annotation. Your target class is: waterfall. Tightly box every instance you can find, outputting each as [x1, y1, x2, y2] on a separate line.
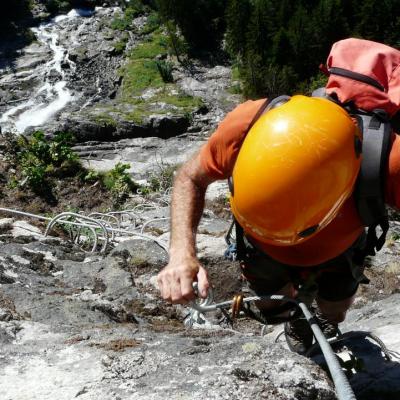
[0, 8, 95, 134]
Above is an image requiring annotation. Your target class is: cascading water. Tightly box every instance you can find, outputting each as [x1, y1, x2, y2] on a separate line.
[0, 8, 95, 134]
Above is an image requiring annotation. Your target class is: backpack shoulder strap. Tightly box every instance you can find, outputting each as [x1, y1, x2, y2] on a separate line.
[355, 113, 391, 226]
[354, 112, 391, 255]
[312, 88, 391, 256]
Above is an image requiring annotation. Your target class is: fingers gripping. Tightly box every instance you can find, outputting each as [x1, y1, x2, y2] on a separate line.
[157, 260, 209, 304]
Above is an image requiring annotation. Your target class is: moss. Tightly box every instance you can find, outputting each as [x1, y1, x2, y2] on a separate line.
[130, 31, 168, 59]
[113, 33, 129, 55]
[101, 89, 203, 125]
[124, 108, 153, 124]
[157, 92, 203, 111]
[120, 92, 202, 124]
[120, 60, 163, 98]
[115, 26, 202, 124]
[91, 113, 118, 127]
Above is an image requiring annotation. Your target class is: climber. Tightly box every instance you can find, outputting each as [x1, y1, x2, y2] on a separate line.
[157, 38, 400, 355]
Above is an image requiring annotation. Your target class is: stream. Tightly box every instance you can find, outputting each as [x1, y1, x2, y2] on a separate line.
[0, 8, 99, 134]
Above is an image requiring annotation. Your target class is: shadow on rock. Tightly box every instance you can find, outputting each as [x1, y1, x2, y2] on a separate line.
[310, 330, 400, 400]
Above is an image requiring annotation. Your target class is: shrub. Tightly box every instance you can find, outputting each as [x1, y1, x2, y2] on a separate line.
[111, 2, 149, 31]
[16, 131, 79, 191]
[147, 162, 178, 193]
[103, 162, 138, 205]
[113, 36, 129, 55]
[156, 59, 174, 83]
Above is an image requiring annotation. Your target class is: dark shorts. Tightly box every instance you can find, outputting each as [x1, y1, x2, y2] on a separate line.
[239, 233, 368, 302]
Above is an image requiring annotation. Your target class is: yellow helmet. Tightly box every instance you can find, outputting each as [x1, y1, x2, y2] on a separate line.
[230, 95, 362, 246]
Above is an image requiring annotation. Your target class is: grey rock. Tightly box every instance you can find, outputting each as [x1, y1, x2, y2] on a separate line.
[110, 239, 168, 269]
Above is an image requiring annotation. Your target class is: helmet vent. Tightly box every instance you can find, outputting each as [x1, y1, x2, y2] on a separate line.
[298, 225, 319, 238]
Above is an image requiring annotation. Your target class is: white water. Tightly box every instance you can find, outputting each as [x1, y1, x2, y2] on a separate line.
[0, 9, 95, 133]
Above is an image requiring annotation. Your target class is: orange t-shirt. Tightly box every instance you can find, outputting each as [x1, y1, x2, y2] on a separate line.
[200, 100, 400, 266]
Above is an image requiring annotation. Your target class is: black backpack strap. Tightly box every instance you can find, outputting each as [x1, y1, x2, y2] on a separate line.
[313, 89, 392, 257]
[328, 67, 386, 92]
[355, 113, 391, 256]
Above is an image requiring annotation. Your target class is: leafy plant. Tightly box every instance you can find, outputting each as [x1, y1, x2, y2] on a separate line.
[147, 162, 178, 193]
[103, 163, 138, 206]
[16, 131, 79, 191]
[140, 11, 162, 34]
[156, 59, 174, 83]
[83, 169, 101, 183]
[49, 132, 78, 166]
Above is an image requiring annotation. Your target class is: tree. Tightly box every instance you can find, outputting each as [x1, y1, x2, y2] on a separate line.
[352, 0, 400, 46]
[157, 0, 227, 52]
[1, 0, 32, 37]
[225, 0, 251, 57]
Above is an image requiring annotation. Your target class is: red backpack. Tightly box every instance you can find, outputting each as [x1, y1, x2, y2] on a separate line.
[315, 38, 400, 257]
[323, 38, 400, 117]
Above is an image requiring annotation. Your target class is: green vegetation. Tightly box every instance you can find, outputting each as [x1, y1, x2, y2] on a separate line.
[92, 88, 202, 125]
[119, 30, 168, 97]
[148, 162, 178, 192]
[115, 24, 203, 123]
[0, 0, 33, 41]
[138, 161, 178, 195]
[111, 0, 150, 30]
[6, 1, 400, 100]
[16, 131, 80, 191]
[45, 0, 71, 14]
[156, 60, 174, 83]
[140, 11, 162, 35]
[2, 131, 139, 207]
[157, 0, 227, 53]
[226, 0, 400, 97]
[113, 33, 129, 55]
[103, 162, 138, 206]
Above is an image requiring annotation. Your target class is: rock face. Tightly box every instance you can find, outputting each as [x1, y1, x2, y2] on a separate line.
[2, 5, 400, 400]
[1, 204, 400, 399]
[0, 7, 125, 134]
[0, 220, 337, 400]
[0, 5, 239, 143]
